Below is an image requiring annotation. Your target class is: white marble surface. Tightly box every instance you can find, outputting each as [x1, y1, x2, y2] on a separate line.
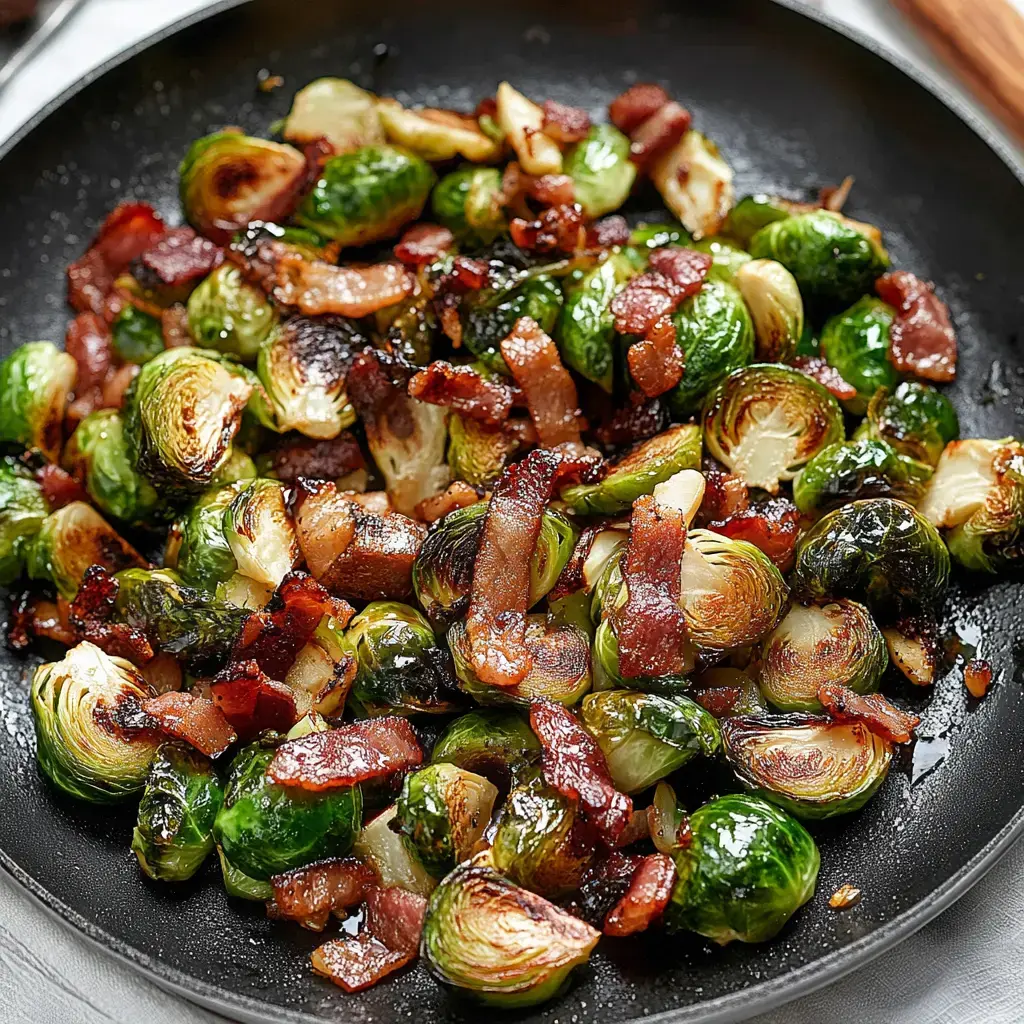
[0, 2, 1023, 1023]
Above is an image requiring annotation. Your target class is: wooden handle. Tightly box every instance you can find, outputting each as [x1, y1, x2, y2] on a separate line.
[892, 0, 1024, 142]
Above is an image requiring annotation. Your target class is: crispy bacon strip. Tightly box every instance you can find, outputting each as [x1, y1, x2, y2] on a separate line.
[408, 360, 519, 426]
[709, 496, 801, 572]
[273, 257, 414, 317]
[509, 204, 586, 255]
[628, 101, 691, 168]
[612, 249, 711, 339]
[311, 935, 414, 993]
[609, 84, 670, 134]
[817, 683, 920, 744]
[394, 223, 455, 267]
[500, 316, 583, 447]
[542, 99, 591, 143]
[67, 564, 154, 665]
[530, 699, 633, 846]
[140, 691, 237, 758]
[268, 858, 375, 931]
[615, 494, 690, 678]
[266, 432, 365, 484]
[876, 270, 957, 382]
[791, 355, 858, 401]
[138, 226, 223, 287]
[7, 595, 76, 651]
[267, 716, 423, 791]
[603, 853, 676, 936]
[37, 464, 89, 510]
[594, 398, 668, 448]
[210, 661, 298, 740]
[415, 481, 480, 523]
[364, 885, 428, 956]
[627, 322, 684, 398]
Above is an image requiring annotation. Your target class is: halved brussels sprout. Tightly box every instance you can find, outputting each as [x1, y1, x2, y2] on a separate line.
[702, 364, 844, 494]
[561, 424, 702, 515]
[447, 412, 518, 488]
[295, 144, 436, 246]
[651, 130, 735, 240]
[723, 194, 793, 247]
[580, 690, 721, 793]
[495, 82, 562, 175]
[430, 709, 540, 789]
[790, 498, 950, 614]
[0, 341, 77, 461]
[164, 482, 245, 594]
[213, 738, 362, 881]
[352, 804, 437, 897]
[0, 458, 47, 586]
[111, 305, 165, 364]
[665, 793, 819, 943]
[734, 258, 804, 363]
[819, 296, 899, 413]
[180, 131, 305, 241]
[629, 222, 690, 250]
[693, 237, 752, 283]
[421, 860, 599, 1007]
[722, 714, 893, 819]
[31, 642, 160, 803]
[759, 599, 887, 712]
[132, 742, 224, 882]
[547, 526, 628, 637]
[378, 99, 502, 162]
[186, 264, 278, 362]
[393, 762, 498, 878]
[223, 478, 299, 590]
[667, 278, 755, 417]
[856, 382, 959, 467]
[282, 77, 384, 153]
[564, 123, 635, 218]
[431, 166, 506, 246]
[218, 845, 274, 901]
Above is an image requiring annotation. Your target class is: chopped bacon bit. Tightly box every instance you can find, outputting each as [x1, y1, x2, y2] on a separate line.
[7, 595, 76, 651]
[965, 658, 993, 699]
[603, 853, 676, 936]
[138, 226, 223, 287]
[594, 397, 668, 448]
[37, 464, 89, 510]
[820, 175, 855, 213]
[528, 173, 576, 208]
[541, 99, 592, 143]
[510, 203, 586, 255]
[829, 883, 863, 909]
[273, 257, 414, 317]
[267, 716, 423, 791]
[615, 494, 689, 678]
[101, 362, 141, 410]
[159, 303, 193, 348]
[628, 101, 691, 168]
[612, 249, 711, 338]
[587, 215, 631, 248]
[311, 935, 414, 993]
[394, 223, 455, 267]
[876, 271, 957, 382]
[609, 83, 670, 134]
[408, 360, 519, 426]
[817, 683, 920, 745]
[647, 247, 711, 291]
[211, 661, 299, 740]
[614, 808, 652, 848]
[791, 355, 858, 402]
[449, 256, 490, 292]
[627, 324, 683, 398]
[65, 312, 113, 394]
[140, 691, 237, 757]
[697, 457, 750, 524]
[364, 885, 428, 956]
[67, 564, 155, 665]
[269, 858, 375, 931]
[415, 481, 480, 523]
[709, 496, 801, 572]
[531, 699, 633, 846]
[267, 432, 365, 485]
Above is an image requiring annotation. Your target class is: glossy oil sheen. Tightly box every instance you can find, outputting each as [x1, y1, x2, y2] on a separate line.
[0, 1, 1021, 1022]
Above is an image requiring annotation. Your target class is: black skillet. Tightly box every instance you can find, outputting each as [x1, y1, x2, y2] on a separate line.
[0, 1, 1022, 1021]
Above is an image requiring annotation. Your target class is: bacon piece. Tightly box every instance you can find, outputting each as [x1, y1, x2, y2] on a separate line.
[627, 324, 683, 398]
[965, 657, 993, 699]
[408, 361, 519, 426]
[67, 564, 155, 665]
[709, 496, 801, 572]
[7, 595, 76, 651]
[587, 215, 631, 248]
[364, 885, 428, 956]
[817, 683, 920, 744]
[138, 226, 223, 287]
[394, 223, 455, 267]
[267, 716, 423, 791]
[528, 173, 576, 208]
[609, 84, 670, 134]
[594, 398, 668, 448]
[415, 481, 480, 523]
[140, 691, 237, 757]
[448, 255, 489, 291]
[37, 464, 89, 510]
[791, 355, 858, 402]
[211, 661, 299, 740]
[628, 101, 691, 168]
[876, 270, 957, 382]
[500, 316, 583, 447]
[541, 99, 591, 143]
[648, 247, 712, 291]
[697, 457, 750, 524]
[530, 699, 632, 846]
[268, 858, 375, 931]
[603, 853, 676, 936]
[568, 850, 645, 927]
[311, 935, 413, 993]
[611, 250, 711, 338]
[266, 432, 365, 484]
[160, 304, 193, 348]
[273, 257, 414, 317]
[509, 203, 586, 255]
[65, 312, 113, 394]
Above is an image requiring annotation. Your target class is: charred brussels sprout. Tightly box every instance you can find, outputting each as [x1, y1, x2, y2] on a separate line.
[856, 382, 959, 467]
[734, 258, 804, 363]
[353, 804, 437, 897]
[282, 78, 383, 154]
[431, 710, 540, 789]
[723, 194, 793, 247]
[722, 714, 893, 819]
[790, 498, 950, 615]
[819, 297, 899, 413]
[31, 642, 160, 803]
[213, 738, 362, 881]
[564, 124, 636, 218]
[446, 413, 518, 488]
[218, 846, 274, 901]
[132, 743, 224, 882]
[0, 459, 47, 586]
[431, 166, 506, 246]
[422, 860, 599, 1007]
[222, 478, 299, 590]
[111, 305, 165, 364]
[295, 144, 436, 246]
[665, 793, 819, 943]
[702, 364, 844, 494]
[651, 130, 735, 240]
[548, 526, 628, 637]
[393, 762, 498, 877]
[378, 100, 502, 163]
[693, 237, 751, 283]
[164, 482, 245, 594]
[187, 264, 278, 361]
[580, 690, 721, 793]
[0, 341, 76, 461]
[759, 599, 886, 712]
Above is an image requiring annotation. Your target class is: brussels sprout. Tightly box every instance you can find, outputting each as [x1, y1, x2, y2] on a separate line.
[547, 527, 628, 638]
[295, 145, 436, 246]
[352, 804, 436, 897]
[564, 123, 636, 219]
[0, 341, 77, 461]
[164, 482, 245, 593]
[31, 642, 160, 803]
[629, 222, 690, 250]
[413, 502, 575, 628]
[213, 738, 362, 881]
[212, 445, 258, 486]
[702, 364, 843, 494]
[282, 619, 356, 720]
[111, 305, 165, 364]
[62, 410, 160, 524]
[723, 194, 793, 247]
[431, 166, 506, 246]
[580, 690, 720, 793]
[0, 458, 47, 586]
[421, 860, 599, 1007]
[651, 130, 735, 240]
[693, 237, 751, 283]
[187, 264, 278, 362]
[378, 99, 502, 163]
[856, 382, 960, 467]
[759, 599, 886, 712]
[223, 478, 299, 590]
[495, 82, 562, 176]
[722, 714, 893, 819]
[446, 413, 518, 488]
[27, 502, 144, 600]
[346, 601, 461, 716]
[793, 439, 931, 514]
[665, 793, 819, 943]
[734, 258, 804, 363]
[132, 743, 224, 882]
[749, 210, 890, 312]
[490, 778, 592, 898]
[819, 296, 899, 413]
[430, 709, 540, 788]
[691, 666, 769, 718]
[180, 131, 305, 241]
[392, 762, 498, 878]
[218, 845, 274, 901]
[918, 438, 1024, 572]
[283, 78, 384, 153]
[667, 279, 755, 417]
[790, 498, 950, 614]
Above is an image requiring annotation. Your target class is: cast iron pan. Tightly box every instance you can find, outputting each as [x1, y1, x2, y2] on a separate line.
[0, 1, 1022, 1021]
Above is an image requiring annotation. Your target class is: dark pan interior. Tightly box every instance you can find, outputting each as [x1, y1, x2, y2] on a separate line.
[0, 1, 1022, 1022]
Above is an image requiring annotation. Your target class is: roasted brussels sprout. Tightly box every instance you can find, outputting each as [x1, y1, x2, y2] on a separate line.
[693, 237, 752, 283]
[132, 743, 224, 882]
[393, 762, 498, 877]
[723, 194, 793, 247]
[722, 714, 892, 819]
[31, 642, 160, 803]
[856, 382, 959, 467]
[665, 793, 819, 943]
[111, 305, 165, 364]
[702, 364, 844, 494]
[295, 145, 436, 246]
[282, 77, 384, 153]
[431, 166, 506, 245]
[0, 458, 47, 586]
[691, 666, 769, 719]
[431, 709, 540, 789]
[629, 222, 690, 250]
[421, 860, 599, 1007]
[218, 845, 274, 901]
[378, 99, 502, 163]
[0, 341, 77, 461]
[564, 124, 636, 219]
[495, 82, 562, 176]
[790, 498, 950, 614]
[547, 526, 628, 637]
[213, 738, 362, 881]
[651, 130, 734, 240]
[164, 482, 245, 594]
[819, 297, 899, 413]
[734, 258, 804, 363]
[446, 412, 518, 488]
[222, 478, 299, 590]
[187, 264, 278, 361]
[352, 804, 437, 897]
[580, 690, 721, 793]
[759, 599, 887, 712]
